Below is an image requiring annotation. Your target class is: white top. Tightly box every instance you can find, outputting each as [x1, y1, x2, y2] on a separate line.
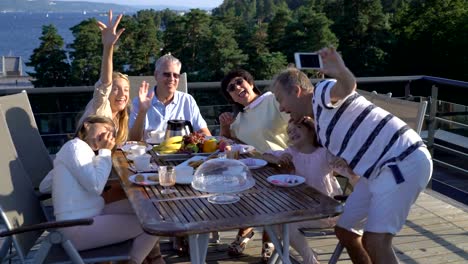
[78, 80, 113, 125]
[230, 92, 289, 153]
[50, 138, 112, 221]
[129, 89, 208, 132]
[312, 79, 423, 180]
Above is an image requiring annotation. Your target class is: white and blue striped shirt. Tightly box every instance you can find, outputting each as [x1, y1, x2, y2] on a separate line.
[312, 79, 424, 182]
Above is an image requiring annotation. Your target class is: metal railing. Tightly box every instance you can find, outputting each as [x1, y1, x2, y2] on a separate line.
[1, 75, 467, 202]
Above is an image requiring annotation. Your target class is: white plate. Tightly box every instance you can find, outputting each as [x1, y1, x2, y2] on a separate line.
[128, 173, 159, 186]
[232, 144, 255, 154]
[176, 155, 207, 168]
[120, 141, 152, 152]
[267, 174, 305, 187]
[239, 158, 267, 169]
[146, 138, 162, 145]
[128, 163, 158, 173]
[126, 153, 149, 161]
[175, 171, 193, 185]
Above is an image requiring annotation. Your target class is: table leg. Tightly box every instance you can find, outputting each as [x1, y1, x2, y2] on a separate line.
[264, 224, 292, 264]
[188, 233, 210, 264]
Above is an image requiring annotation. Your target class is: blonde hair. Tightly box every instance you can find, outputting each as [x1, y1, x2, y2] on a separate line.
[111, 72, 130, 145]
[75, 115, 116, 142]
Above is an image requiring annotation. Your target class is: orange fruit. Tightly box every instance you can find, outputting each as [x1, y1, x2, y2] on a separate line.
[202, 139, 218, 153]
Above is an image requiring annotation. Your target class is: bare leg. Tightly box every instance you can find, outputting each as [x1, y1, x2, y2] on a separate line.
[363, 232, 397, 264]
[335, 226, 371, 264]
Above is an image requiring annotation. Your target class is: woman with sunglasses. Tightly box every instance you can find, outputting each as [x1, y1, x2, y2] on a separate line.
[218, 69, 289, 261]
[219, 69, 289, 154]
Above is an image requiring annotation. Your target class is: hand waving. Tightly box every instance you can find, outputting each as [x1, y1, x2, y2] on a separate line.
[97, 10, 125, 47]
[318, 47, 347, 79]
[138, 81, 154, 113]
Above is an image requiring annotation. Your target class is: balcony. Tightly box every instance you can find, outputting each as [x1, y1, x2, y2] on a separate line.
[0, 75, 467, 263]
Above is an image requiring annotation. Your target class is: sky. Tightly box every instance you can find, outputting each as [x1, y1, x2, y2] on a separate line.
[56, 0, 224, 9]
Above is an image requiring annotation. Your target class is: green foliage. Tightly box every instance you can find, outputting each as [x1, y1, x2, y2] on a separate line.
[282, 3, 338, 62]
[331, 0, 391, 76]
[196, 21, 248, 81]
[27, 0, 468, 85]
[69, 18, 101, 86]
[390, 0, 468, 80]
[26, 24, 70, 87]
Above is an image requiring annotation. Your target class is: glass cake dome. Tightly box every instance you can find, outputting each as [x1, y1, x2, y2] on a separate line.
[191, 158, 256, 204]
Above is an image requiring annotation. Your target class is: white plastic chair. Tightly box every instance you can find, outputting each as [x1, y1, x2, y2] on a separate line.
[0, 91, 53, 190]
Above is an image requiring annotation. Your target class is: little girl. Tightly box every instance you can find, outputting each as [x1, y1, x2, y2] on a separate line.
[262, 117, 358, 264]
[51, 115, 164, 264]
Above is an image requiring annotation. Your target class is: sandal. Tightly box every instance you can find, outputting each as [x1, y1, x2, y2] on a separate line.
[227, 230, 255, 256]
[261, 242, 275, 263]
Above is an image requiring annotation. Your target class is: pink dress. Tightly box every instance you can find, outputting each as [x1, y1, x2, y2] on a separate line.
[269, 147, 342, 263]
[270, 147, 342, 197]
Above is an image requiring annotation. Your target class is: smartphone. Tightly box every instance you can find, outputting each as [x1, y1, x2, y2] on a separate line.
[294, 52, 323, 70]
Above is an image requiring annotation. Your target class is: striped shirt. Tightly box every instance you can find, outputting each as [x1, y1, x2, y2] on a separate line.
[312, 79, 424, 181]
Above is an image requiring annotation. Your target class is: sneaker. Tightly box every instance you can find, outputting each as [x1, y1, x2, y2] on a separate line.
[227, 230, 255, 256]
[261, 242, 275, 263]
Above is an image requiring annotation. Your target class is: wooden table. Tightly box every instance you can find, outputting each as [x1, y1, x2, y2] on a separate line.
[112, 149, 343, 264]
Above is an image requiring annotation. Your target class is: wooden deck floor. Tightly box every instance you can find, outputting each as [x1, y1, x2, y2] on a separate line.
[2, 189, 467, 263]
[159, 190, 468, 264]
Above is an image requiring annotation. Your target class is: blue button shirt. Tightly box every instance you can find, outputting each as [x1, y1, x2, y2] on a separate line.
[129, 89, 208, 133]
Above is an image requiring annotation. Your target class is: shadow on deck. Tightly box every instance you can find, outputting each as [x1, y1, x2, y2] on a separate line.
[159, 190, 468, 264]
[1, 189, 466, 264]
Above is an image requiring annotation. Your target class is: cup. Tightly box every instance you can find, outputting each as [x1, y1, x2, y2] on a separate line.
[159, 166, 176, 194]
[175, 166, 194, 178]
[133, 154, 151, 171]
[148, 130, 165, 144]
[130, 145, 146, 156]
[225, 145, 240, 160]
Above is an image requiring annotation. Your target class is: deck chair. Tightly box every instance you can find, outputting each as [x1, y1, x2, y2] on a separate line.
[0, 91, 53, 190]
[0, 109, 132, 264]
[177, 72, 188, 93]
[358, 90, 427, 134]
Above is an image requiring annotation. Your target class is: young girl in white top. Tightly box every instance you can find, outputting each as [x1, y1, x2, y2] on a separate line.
[52, 115, 163, 264]
[262, 118, 358, 264]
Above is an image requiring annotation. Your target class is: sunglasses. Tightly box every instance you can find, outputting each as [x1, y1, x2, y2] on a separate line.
[227, 78, 244, 92]
[162, 72, 180, 79]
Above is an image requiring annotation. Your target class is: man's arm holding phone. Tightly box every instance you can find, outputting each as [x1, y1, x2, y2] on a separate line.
[318, 47, 356, 104]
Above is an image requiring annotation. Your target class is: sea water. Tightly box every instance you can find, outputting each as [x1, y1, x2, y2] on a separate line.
[0, 12, 118, 72]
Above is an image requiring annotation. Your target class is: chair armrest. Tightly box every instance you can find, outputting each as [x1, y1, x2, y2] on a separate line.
[0, 218, 93, 237]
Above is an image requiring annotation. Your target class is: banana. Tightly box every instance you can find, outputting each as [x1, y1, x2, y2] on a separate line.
[153, 143, 182, 152]
[161, 136, 183, 146]
[158, 149, 179, 154]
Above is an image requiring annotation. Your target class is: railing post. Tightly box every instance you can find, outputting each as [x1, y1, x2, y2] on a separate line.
[427, 85, 438, 156]
[426, 85, 438, 189]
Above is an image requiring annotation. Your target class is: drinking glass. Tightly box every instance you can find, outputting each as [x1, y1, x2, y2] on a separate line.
[159, 166, 176, 194]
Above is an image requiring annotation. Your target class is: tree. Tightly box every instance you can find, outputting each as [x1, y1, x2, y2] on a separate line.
[331, 0, 391, 76]
[127, 10, 160, 74]
[26, 24, 70, 87]
[390, 0, 468, 80]
[282, 3, 338, 62]
[196, 21, 248, 81]
[253, 52, 288, 80]
[267, 2, 293, 52]
[69, 18, 101, 86]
